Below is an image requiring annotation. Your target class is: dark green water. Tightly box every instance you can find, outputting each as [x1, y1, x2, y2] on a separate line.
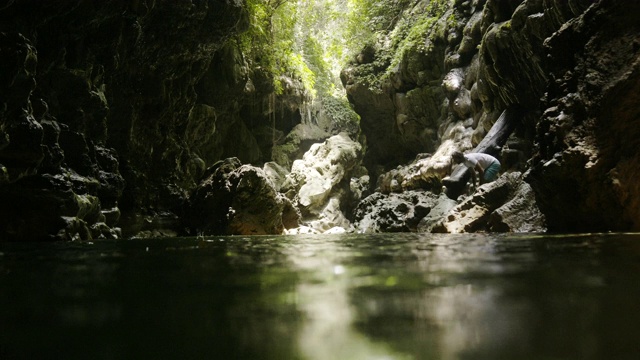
[1, 233, 640, 360]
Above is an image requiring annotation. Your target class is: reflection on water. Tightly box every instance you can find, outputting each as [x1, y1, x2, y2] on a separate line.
[1, 233, 640, 359]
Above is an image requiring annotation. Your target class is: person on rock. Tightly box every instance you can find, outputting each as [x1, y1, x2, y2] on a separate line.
[451, 151, 501, 187]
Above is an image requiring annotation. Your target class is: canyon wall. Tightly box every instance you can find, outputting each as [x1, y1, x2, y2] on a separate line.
[343, 0, 640, 232]
[1, 0, 638, 240]
[527, 0, 640, 231]
[0, 0, 358, 240]
[0, 0, 255, 240]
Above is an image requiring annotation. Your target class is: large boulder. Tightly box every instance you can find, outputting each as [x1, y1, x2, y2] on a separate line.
[282, 133, 364, 233]
[430, 171, 546, 233]
[185, 158, 298, 236]
[353, 191, 455, 233]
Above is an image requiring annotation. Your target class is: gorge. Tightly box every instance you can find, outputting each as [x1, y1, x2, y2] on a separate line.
[1, 0, 639, 241]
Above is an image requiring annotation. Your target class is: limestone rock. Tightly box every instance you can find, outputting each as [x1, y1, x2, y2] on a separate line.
[443, 69, 466, 99]
[376, 138, 467, 195]
[303, 197, 351, 233]
[185, 158, 296, 236]
[285, 226, 320, 235]
[488, 178, 545, 232]
[0, 1, 248, 239]
[527, 0, 640, 231]
[271, 95, 360, 169]
[431, 172, 546, 233]
[416, 195, 458, 232]
[282, 133, 363, 232]
[1, 0, 638, 238]
[353, 191, 446, 233]
[0, 172, 117, 241]
[263, 161, 290, 192]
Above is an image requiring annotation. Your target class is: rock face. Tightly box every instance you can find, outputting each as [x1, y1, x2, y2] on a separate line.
[430, 172, 545, 233]
[353, 191, 456, 233]
[340, 0, 570, 183]
[1, 0, 638, 239]
[341, 0, 640, 233]
[272, 96, 361, 170]
[527, 1, 640, 231]
[281, 133, 364, 233]
[0, 1, 251, 240]
[0, 0, 366, 240]
[185, 158, 298, 236]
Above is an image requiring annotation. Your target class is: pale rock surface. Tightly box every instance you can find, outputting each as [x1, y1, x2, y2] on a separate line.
[431, 172, 546, 233]
[282, 133, 363, 233]
[262, 161, 289, 192]
[323, 226, 347, 234]
[285, 225, 320, 235]
[377, 137, 471, 194]
[488, 179, 546, 232]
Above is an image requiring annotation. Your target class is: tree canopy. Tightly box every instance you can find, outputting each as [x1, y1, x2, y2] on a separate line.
[237, 0, 415, 98]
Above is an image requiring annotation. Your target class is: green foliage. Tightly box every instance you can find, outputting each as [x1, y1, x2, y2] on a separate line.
[347, 0, 412, 36]
[237, 0, 453, 97]
[238, 0, 395, 98]
[348, 0, 452, 90]
[321, 95, 360, 133]
[236, 0, 454, 128]
[388, 0, 450, 66]
[295, 0, 355, 97]
[239, 0, 316, 94]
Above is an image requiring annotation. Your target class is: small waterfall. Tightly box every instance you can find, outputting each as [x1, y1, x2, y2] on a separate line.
[298, 95, 316, 126]
[269, 92, 276, 150]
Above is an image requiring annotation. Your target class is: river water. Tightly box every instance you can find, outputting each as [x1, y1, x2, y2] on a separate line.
[1, 233, 640, 359]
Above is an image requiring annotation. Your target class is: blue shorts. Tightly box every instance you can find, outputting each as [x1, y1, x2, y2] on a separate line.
[483, 162, 501, 182]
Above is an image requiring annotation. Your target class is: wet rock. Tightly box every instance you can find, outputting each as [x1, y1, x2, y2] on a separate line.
[488, 177, 545, 232]
[376, 138, 466, 195]
[443, 68, 466, 99]
[117, 211, 181, 239]
[342, 0, 637, 234]
[90, 222, 121, 240]
[353, 191, 447, 233]
[263, 161, 289, 192]
[0, 173, 110, 241]
[458, 10, 484, 60]
[0, 33, 43, 182]
[341, 1, 451, 182]
[451, 87, 472, 119]
[282, 133, 363, 233]
[341, 75, 398, 178]
[416, 195, 458, 232]
[324, 226, 347, 234]
[432, 172, 545, 233]
[528, 0, 640, 231]
[285, 226, 320, 235]
[303, 197, 351, 233]
[0, 0, 249, 240]
[185, 158, 295, 236]
[350, 175, 370, 204]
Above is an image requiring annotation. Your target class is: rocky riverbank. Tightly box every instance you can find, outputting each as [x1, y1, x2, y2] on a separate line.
[1, 0, 638, 240]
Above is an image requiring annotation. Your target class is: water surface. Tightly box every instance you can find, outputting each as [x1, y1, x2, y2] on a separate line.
[1, 233, 640, 359]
